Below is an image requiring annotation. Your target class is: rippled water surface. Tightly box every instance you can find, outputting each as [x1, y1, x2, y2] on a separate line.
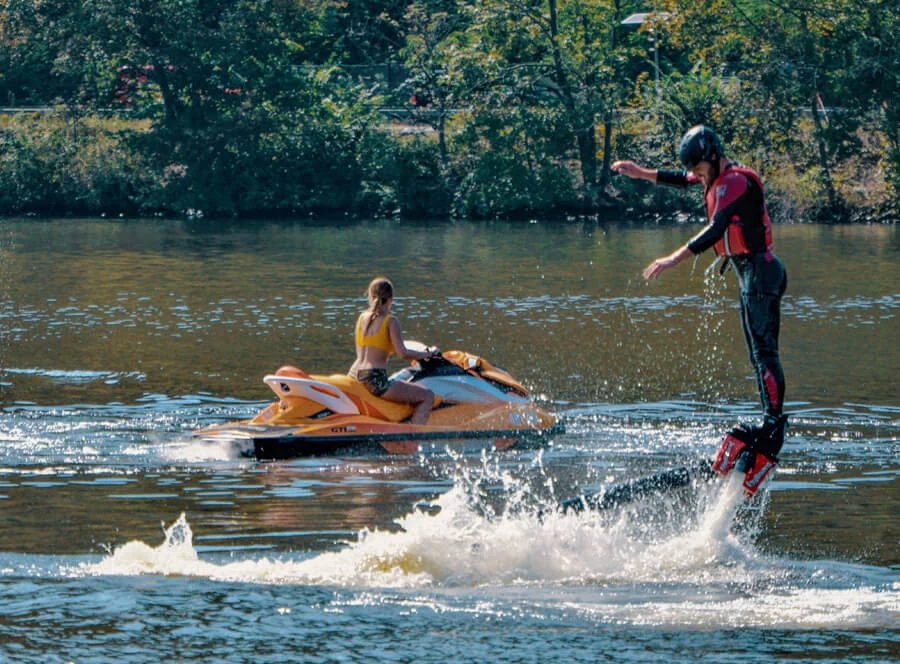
[0, 218, 897, 663]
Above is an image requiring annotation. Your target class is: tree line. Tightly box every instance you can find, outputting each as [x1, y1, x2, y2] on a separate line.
[0, 0, 896, 222]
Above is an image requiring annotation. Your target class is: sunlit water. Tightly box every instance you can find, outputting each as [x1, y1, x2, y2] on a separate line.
[0, 219, 897, 662]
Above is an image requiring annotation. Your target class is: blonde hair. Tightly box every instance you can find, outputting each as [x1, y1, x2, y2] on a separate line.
[363, 277, 394, 334]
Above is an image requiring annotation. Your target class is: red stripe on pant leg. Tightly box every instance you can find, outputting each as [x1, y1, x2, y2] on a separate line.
[762, 368, 779, 410]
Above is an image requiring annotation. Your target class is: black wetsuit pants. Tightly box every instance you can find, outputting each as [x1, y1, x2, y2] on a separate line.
[730, 253, 787, 419]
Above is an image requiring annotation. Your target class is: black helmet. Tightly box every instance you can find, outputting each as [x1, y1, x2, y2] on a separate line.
[678, 125, 724, 169]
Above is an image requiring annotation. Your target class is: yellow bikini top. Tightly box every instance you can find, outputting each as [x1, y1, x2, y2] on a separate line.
[355, 313, 394, 353]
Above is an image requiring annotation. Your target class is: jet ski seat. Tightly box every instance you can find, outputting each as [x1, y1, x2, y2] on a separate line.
[266, 366, 440, 423]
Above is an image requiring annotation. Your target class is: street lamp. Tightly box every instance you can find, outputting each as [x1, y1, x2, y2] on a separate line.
[621, 12, 668, 108]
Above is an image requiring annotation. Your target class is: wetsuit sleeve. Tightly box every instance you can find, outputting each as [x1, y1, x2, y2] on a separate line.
[655, 169, 692, 188]
[686, 172, 750, 254]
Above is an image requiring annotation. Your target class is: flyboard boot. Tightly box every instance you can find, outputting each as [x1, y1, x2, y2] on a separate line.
[712, 414, 787, 497]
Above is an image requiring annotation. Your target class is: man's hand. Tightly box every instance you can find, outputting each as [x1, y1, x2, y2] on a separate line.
[612, 160, 655, 182]
[643, 245, 693, 280]
[643, 257, 673, 280]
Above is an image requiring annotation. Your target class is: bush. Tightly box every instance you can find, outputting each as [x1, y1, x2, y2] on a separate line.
[449, 107, 578, 219]
[0, 111, 156, 216]
[378, 133, 452, 218]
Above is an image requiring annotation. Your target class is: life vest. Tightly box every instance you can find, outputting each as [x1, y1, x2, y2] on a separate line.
[705, 165, 773, 256]
[355, 313, 394, 354]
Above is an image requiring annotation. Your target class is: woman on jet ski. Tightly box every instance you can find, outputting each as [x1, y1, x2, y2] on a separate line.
[348, 277, 439, 424]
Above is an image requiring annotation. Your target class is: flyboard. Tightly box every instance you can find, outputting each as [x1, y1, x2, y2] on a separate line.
[559, 429, 780, 513]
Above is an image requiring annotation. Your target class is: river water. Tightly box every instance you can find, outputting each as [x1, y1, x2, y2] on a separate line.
[0, 218, 897, 663]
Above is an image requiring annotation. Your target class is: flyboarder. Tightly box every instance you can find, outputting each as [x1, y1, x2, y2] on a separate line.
[612, 125, 788, 494]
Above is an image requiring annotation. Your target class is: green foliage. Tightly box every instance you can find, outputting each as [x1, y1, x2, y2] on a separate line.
[0, 0, 895, 221]
[445, 0, 638, 198]
[380, 135, 453, 218]
[450, 106, 578, 218]
[0, 112, 157, 215]
[132, 66, 390, 217]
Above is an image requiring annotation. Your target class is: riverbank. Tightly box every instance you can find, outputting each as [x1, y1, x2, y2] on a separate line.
[1, 111, 896, 223]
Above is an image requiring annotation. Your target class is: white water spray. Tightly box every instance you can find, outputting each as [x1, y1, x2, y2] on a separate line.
[83, 463, 760, 589]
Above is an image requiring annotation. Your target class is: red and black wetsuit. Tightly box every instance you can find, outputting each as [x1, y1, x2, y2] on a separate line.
[657, 164, 787, 421]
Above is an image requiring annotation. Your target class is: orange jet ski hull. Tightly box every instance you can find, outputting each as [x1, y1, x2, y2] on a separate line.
[194, 349, 562, 458]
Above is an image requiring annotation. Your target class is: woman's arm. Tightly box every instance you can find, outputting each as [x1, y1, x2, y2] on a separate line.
[388, 318, 435, 361]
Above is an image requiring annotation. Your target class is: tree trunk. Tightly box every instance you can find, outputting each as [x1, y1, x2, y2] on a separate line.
[152, 61, 181, 124]
[437, 109, 447, 165]
[800, 13, 838, 216]
[811, 93, 838, 213]
[599, 120, 613, 188]
[548, 0, 596, 208]
[577, 125, 598, 194]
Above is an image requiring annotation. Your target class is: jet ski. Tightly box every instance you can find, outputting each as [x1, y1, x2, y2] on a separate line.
[194, 344, 563, 459]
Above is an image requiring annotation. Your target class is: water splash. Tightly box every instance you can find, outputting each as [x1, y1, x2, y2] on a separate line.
[71, 466, 900, 629]
[691, 257, 734, 405]
[81, 464, 762, 589]
[159, 434, 251, 462]
[90, 513, 212, 577]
